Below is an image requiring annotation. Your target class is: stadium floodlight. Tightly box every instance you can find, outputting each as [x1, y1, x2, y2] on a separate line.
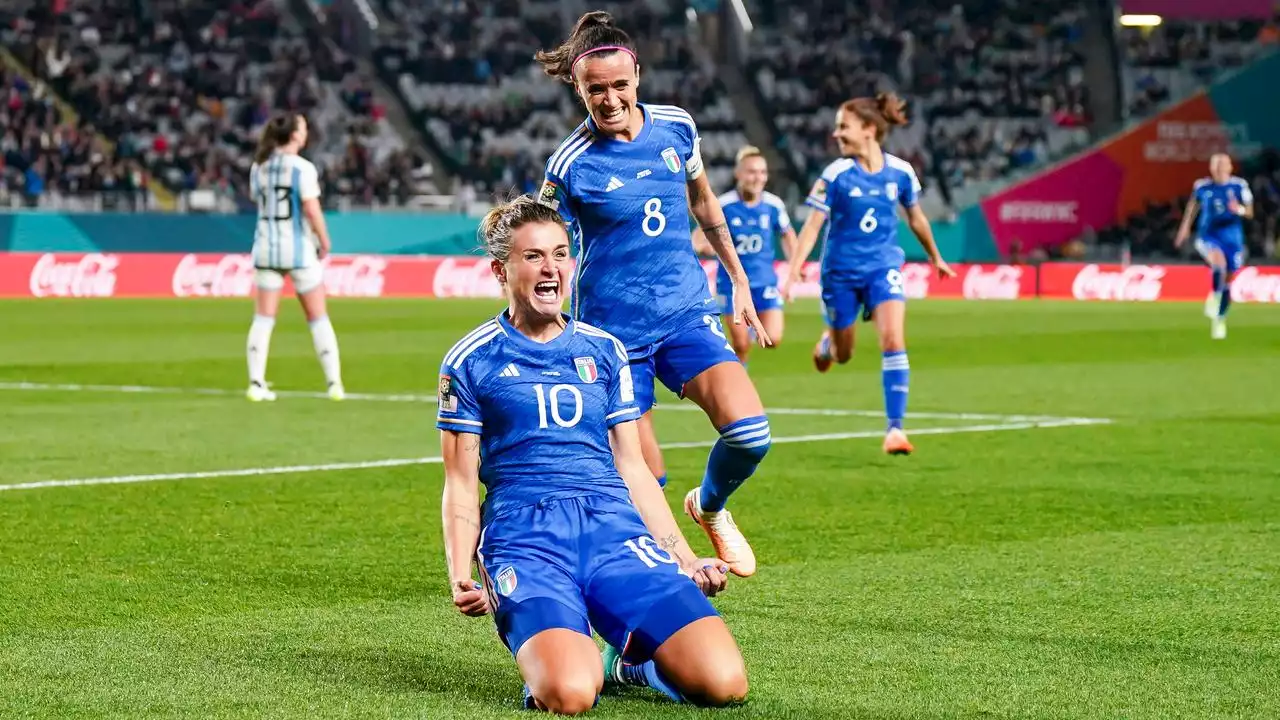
[1119, 14, 1163, 27]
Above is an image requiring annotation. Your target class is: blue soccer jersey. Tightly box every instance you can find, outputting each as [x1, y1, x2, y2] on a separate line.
[436, 313, 642, 519]
[538, 103, 715, 351]
[1194, 176, 1252, 246]
[805, 153, 921, 279]
[715, 190, 792, 292]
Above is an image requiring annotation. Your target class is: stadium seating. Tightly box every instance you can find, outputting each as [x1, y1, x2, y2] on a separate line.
[1120, 18, 1277, 119]
[2, 0, 426, 210]
[374, 0, 748, 198]
[747, 0, 1091, 207]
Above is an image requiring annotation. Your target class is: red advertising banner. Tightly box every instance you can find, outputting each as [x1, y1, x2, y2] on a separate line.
[3, 253, 1280, 304]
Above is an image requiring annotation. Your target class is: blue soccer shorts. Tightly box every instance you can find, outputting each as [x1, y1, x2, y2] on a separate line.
[627, 314, 739, 414]
[477, 494, 719, 662]
[716, 284, 785, 316]
[820, 267, 907, 330]
[1194, 236, 1245, 275]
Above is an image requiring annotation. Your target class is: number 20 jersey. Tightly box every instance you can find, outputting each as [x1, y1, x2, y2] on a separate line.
[436, 312, 643, 521]
[249, 151, 322, 270]
[538, 104, 715, 351]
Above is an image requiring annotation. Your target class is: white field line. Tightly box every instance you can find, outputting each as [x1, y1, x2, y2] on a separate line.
[0, 418, 1109, 493]
[0, 381, 1111, 425]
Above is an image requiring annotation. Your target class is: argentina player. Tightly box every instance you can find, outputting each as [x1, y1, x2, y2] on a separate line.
[440, 196, 749, 713]
[1175, 153, 1254, 340]
[245, 113, 345, 402]
[534, 12, 772, 578]
[692, 146, 798, 364]
[784, 93, 953, 456]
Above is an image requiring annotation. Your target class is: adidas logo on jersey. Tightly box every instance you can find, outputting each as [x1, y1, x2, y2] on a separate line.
[605, 177, 625, 192]
[850, 187, 864, 197]
[500, 364, 520, 378]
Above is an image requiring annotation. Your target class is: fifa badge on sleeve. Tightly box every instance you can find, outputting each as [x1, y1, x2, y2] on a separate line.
[438, 374, 458, 413]
[538, 180, 560, 210]
[811, 178, 828, 204]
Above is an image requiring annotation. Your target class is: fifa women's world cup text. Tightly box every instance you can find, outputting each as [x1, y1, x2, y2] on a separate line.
[691, 146, 798, 365]
[533, 11, 773, 579]
[438, 196, 748, 713]
[783, 93, 954, 456]
[244, 112, 345, 403]
[1174, 152, 1254, 340]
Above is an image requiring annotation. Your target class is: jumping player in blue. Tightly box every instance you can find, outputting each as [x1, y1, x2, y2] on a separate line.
[784, 93, 953, 456]
[1175, 153, 1253, 340]
[534, 12, 772, 577]
[440, 196, 749, 714]
[692, 146, 797, 364]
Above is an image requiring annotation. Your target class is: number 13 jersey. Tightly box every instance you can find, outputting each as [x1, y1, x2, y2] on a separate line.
[538, 104, 715, 351]
[436, 312, 643, 521]
[250, 151, 322, 270]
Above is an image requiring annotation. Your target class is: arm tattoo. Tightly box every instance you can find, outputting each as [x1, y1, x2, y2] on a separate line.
[453, 513, 480, 531]
[659, 533, 679, 552]
[465, 435, 480, 452]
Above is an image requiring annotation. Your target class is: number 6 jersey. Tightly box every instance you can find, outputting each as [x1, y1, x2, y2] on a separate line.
[436, 312, 642, 521]
[250, 151, 322, 270]
[537, 103, 715, 351]
[805, 153, 921, 279]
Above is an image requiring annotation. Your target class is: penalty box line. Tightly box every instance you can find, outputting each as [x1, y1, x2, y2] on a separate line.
[0, 418, 1110, 493]
[0, 381, 1111, 425]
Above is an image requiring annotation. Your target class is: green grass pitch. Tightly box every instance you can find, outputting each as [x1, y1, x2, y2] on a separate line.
[1, 297, 1278, 719]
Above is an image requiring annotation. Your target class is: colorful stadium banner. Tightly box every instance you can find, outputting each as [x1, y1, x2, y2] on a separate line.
[979, 51, 1280, 256]
[1119, 0, 1274, 19]
[12, 253, 1280, 303]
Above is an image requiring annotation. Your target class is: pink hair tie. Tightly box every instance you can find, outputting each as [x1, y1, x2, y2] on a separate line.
[571, 45, 637, 71]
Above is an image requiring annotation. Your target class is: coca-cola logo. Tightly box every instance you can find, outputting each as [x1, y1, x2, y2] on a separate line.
[324, 255, 387, 297]
[432, 257, 502, 298]
[900, 264, 932, 299]
[1071, 264, 1165, 301]
[1230, 266, 1280, 303]
[172, 254, 255, 297]
[29, 253, 119, 298]
[963, 265, 1023, 300]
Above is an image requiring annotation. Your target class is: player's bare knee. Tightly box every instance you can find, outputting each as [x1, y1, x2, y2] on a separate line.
[880, 337, 906, 353]
[835, 347, 854, 364]
[684, 666, 749, 707]
[532, 675, 599, 715]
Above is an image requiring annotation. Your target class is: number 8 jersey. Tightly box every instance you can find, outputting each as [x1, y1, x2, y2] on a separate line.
[436, 312, 642, 521]
[806, 153, 921, 279]
[250, 151, 322, 271]
[537, 104, 715, 351]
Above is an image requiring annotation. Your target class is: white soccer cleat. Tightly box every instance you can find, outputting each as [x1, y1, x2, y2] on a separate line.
[246, 381, 277, 402]
[328, 383, 346, 401]
[1211, 318, 1227, 340]
[684, 487, 757, 577]
[1205, 292, 1218, 318]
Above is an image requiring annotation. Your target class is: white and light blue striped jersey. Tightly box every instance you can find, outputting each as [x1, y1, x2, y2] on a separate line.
[805, 153, 920, 279]
[716, 189, 793, 291]
[250, 151, 322, 270]
[436, 312, 641, 520]
[537, 103, 714, 351]
[1193, 175, 1252, 246]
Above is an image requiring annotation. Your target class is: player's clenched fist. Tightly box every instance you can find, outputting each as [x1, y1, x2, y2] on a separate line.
[451, 578, 489, 617]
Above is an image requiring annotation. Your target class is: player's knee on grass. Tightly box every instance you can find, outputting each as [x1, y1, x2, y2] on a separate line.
[654, 619, 749, 707]
[530, 673, 600, 715]
[680, 664, 749, 707]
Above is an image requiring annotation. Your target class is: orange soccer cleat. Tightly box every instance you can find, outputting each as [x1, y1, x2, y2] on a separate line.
[813, 332, 834, 373]
[883, 428, 914, 455]
[684, 488, 757, 577]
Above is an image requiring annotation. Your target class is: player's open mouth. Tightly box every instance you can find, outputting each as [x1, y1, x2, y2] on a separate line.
[534, 281, 559, 300]
[601, 107, 625, 123]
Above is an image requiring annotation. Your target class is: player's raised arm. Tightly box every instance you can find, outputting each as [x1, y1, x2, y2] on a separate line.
[440, 427, 487, 617]
[608, 419, 728, 598]
[1174, 195, 1200, 249]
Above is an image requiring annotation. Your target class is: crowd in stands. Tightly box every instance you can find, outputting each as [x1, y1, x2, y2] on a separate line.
[375, 0, 747, 201]
[1121, 18, 1279, 119]
[748, 0, 1092, 205]
[2, 0, 432, 210]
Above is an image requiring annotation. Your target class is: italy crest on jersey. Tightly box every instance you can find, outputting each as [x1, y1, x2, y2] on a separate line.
[886, 182, 898, 201]
[575, 356, 598, 383]
[661, 147, 681, 173]
[495, 566, 518, 596]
